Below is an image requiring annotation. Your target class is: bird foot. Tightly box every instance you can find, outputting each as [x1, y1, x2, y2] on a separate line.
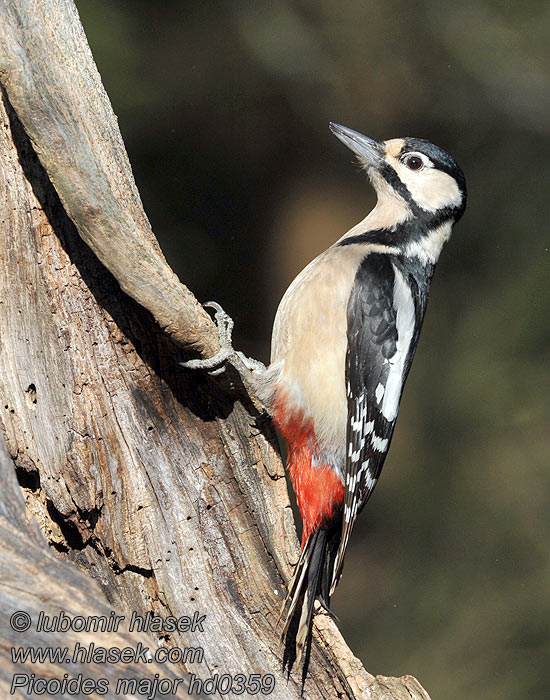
[180, 301, 266, 379]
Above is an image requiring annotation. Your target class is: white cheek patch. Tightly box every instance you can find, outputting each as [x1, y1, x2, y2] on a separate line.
[395, 163, 462, 213]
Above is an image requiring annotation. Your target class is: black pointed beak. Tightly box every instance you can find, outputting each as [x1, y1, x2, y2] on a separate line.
[329, 123, 384, 167]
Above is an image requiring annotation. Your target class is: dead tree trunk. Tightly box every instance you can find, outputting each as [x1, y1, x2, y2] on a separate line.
[0, 2, 431, 698]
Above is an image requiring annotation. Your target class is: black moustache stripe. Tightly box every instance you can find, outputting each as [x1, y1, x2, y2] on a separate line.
[337, 204, 460, 249]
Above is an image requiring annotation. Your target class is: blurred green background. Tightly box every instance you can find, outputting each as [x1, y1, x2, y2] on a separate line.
[76, 1, 549, 698]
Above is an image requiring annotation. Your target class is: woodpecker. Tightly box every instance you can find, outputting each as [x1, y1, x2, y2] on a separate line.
[181, 123, 466, 684]
[255, 123, 467, 678]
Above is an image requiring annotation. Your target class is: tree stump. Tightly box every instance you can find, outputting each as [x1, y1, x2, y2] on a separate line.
[0, 2, 431, 698]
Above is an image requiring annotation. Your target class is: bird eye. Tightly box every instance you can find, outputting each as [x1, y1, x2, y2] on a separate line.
[405, 155, 424, 171]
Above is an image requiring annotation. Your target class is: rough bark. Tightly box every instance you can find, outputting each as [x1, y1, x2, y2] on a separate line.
[0, 432, 192, 699]
[0, 1, 431, 698]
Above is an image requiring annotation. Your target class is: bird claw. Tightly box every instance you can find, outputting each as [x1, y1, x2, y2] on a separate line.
[179, 301, 265, 378]
[204, 301, 234, 349]
[234, 351, 266, 373]
[180, 347, 233, 374]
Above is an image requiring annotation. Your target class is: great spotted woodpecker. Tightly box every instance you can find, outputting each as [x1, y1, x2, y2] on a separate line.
[182, 123, 466, 682]
[258, 124, 466, 677]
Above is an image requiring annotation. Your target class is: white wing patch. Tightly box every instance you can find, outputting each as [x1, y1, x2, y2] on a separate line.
[380, 264, 416, 421]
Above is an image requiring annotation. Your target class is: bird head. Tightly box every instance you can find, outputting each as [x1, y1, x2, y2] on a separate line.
[329, 122, 467, 226]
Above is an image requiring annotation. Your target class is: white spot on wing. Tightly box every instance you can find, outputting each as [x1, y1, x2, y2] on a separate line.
[356, 460, 377, 491]
[375, 382, 385, 403]
[381, 265, 416, 421]
[351, 399, 367, 432]
[371, 433, 389, 452]
[364, 472, 376, 491]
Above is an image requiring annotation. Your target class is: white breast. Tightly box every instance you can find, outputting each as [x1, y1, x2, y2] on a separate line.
[268, 245, 369, 449]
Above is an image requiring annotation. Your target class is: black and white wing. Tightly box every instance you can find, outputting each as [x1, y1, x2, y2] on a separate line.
[331, 253, 431, 591]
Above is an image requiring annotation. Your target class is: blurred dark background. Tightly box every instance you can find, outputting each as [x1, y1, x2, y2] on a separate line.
[76, 1, 549, 698]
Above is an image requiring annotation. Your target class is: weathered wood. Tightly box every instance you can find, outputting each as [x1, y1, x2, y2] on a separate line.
[0, 0, 218, 358]
[0, 432, 192, 700]
[0, 1, 432, 698]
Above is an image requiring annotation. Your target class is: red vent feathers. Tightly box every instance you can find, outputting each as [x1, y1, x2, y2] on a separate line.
[273, 392, 344, 546]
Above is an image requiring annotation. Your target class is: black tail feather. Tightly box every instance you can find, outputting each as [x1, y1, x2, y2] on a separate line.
[281, 517, 342, 691]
